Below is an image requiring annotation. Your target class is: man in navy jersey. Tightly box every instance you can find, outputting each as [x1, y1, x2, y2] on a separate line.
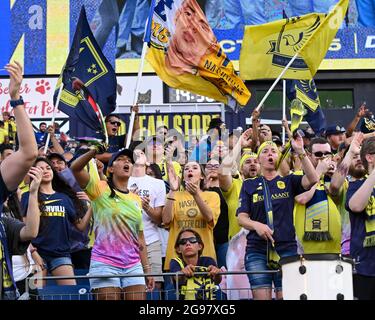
[346, 136, 375, 300]
[237, 135, 318, 300]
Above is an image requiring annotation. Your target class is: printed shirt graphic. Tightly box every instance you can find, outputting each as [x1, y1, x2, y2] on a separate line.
[21, 192, 77, 257]
[164, 190, 220, 269]
[85, 173, 143, 268]
[146, 0, 250, 106]
[237, 174, 306, 253]
[128, 175, 166, 245]
[346, 180, 375, 276]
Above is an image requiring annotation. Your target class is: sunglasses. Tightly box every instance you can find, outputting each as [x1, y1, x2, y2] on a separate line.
[313, 151, 332, 158]
[178, 237, 198, 245]
[206, 164, 220, 169]
[108, 121, 121, 127]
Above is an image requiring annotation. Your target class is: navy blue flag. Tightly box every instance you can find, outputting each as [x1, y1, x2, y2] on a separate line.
[54, 6, 117, 134]
[286, 79, 326, 135]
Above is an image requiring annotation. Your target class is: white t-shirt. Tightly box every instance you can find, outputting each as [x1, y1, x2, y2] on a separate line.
[128, 175, 166, 245]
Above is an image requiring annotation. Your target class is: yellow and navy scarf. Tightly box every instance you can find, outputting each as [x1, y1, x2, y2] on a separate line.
[261, 177, 280, 269]
[364, 192, 375, 247]
[303, 179, 332, 241]
[173, 257, 216, 300]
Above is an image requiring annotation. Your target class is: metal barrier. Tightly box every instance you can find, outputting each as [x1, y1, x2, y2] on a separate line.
[23, 270, 279, 301]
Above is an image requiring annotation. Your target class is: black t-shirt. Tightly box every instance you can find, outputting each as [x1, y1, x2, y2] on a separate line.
[208, 187, 229, 245]
[237, 174, 306, 253]
[345, 179, 375, 276]
[107, 135, 126, 153]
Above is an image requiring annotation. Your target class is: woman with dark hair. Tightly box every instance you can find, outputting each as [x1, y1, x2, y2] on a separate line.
[21, 157, 91, 285]
[70, 148, 154, 300]
[163, 161, 220, 270]
[170, 228, 221, 300]
[146, 163, 163, 180]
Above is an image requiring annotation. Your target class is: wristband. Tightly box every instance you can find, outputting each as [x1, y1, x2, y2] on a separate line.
[167, 197, 176, 201]
[10, 96, 24, 108]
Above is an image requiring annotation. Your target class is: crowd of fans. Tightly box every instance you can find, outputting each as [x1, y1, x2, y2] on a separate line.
[1, 62, 375, 301]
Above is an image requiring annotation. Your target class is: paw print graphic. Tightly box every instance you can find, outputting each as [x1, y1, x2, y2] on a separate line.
[35, 80, 51, 95]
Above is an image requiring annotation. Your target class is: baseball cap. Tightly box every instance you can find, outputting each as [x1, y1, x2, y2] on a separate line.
[208, 117, 225, 131]
[108, 148, 135, 167]
[272, 135, 283, 146]
[325, 125, 346, 136]
[47, 152, 67, 163]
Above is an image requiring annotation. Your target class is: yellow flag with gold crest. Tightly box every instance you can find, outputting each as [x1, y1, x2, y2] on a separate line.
[240, 0, 349, 80]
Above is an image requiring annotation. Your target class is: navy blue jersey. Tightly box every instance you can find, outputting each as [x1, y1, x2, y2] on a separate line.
[346, 179, 375, 276]
[237, 174, 306, 253]
[21, 192, 77, 257]
[107, 135, 125, 153]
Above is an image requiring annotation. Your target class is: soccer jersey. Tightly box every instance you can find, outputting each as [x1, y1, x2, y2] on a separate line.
[85, 173, 143, 269]
[164, 190, 220, 270]
[21, 192, 77, 257]
[346, 179, 375, 276]
[107, 135, 125, 153]
[237, 174, 306, 253]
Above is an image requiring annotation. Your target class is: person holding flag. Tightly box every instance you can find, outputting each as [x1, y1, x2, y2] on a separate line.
[237, 135, 318, 300]
[146, 0, 251, 107]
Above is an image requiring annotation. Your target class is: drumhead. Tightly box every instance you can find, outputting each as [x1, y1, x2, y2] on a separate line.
[279, 254, 354, 266]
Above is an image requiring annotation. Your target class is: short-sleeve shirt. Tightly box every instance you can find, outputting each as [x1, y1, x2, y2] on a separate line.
[237, 174, 306, 253]
[85, 172, 143, 269]
[0, 172, 11, 214]
[164, 191, 220, 270]
[128, 175, 166, 246]
[346, 179, 375, 276]
[21, 192, 77, 258]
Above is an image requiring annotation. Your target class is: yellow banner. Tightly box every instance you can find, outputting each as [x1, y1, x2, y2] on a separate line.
[146, 0, 250, 106]
[240, 0, 349, 80]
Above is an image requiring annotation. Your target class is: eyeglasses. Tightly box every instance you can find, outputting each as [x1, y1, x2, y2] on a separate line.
[178, 237, 198, 245]
[206, 164, 220, 169]
[108, 121, 121, 127]
[313, 151, 332, 158]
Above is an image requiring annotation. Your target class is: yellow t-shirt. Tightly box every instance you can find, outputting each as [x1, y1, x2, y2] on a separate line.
[222, 176, 243, 240]
[158, 160, 182, 184]
[294, 180, 342, 254]
[164, 190, 220, 270]
[0, 128, 8, 144]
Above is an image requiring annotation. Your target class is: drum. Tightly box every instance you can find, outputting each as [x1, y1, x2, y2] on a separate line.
[279, 254, 354, 300]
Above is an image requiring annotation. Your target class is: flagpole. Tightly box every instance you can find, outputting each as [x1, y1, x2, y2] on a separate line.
[282, 79, 286, 144]
[254, 52, 299, 113]
[125, 42, 148, 149]
[44, 84, 64, 154]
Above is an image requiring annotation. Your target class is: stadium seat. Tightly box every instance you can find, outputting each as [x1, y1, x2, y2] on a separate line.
[36, 285, 92, 300]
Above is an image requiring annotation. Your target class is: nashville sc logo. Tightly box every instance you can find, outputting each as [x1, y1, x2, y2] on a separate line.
[267, 16, 322, 71]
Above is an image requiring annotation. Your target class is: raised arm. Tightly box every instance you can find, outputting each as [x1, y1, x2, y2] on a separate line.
[346, 104, 369, 138]
[330, 133, 363, 197]
[291, 134, 319, 189]
[19, 166, 43, 241]
[70, 149, 97, 189]
[162, 191, 175, 226]
[349, 169, 375, 212]
[47, 125, 64, 154]
[1, 62, 38, 191]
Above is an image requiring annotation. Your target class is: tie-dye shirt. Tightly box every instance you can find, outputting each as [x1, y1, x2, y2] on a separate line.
[85, 173, 143, 268]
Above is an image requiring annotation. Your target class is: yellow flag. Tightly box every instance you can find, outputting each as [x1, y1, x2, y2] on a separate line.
[146, 0, 251, 106]
[240, 0, 349, 80]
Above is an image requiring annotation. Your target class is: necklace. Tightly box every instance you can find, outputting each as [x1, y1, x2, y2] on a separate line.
[42, 192, 55, 200]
